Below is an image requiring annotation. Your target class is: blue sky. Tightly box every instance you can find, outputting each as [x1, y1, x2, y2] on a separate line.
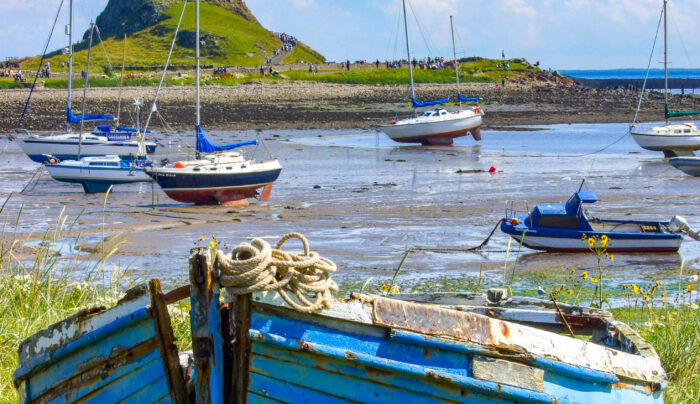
[2, 0, 699, 70]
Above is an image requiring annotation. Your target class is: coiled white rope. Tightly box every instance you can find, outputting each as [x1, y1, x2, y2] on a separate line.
[215, 233, 338, 313]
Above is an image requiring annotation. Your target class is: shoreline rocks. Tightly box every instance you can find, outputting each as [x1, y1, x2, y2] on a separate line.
[1, 81, 698, 133]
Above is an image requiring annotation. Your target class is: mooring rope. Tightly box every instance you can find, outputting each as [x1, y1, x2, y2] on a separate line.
[414, 219, 504, 253]
[216, 233, 338, 313]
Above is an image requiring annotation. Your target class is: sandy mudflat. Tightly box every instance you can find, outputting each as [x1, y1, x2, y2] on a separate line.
[2, 81, 698, 132]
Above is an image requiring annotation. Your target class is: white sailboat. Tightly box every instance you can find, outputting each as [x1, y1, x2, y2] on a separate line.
[630, 0, 700, 157]
[146, 0, 282, 206]
[13, 0, 155, 163]
[378, 3, 482, 146]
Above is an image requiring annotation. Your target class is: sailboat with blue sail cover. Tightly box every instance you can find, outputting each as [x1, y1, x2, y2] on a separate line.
[13, 0, 156, 163]
[146, 0, 281, 206]
[378, 3, 482, 146]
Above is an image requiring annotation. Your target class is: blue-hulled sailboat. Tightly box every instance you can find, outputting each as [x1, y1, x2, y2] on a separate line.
[13, 1, 155, 163]
[146, 0, 281, 206]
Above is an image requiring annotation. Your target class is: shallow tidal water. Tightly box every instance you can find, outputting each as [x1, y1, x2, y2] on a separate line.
[1, 122, 698, 298]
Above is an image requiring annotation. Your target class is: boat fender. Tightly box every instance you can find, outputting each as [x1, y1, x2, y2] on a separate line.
[474, 107, 481, 114]
[509, 218, 520, 226]
[391, 120, 397, 124]
[669, 216, 700, 241]
[174, 161, 186, 169]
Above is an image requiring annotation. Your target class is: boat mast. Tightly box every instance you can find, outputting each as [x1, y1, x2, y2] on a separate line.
[450, 15, 461, 110]
[116, 34, 127, 127]
[402, 0, 416, 117]
[196, 0, 201, 143]
[663, 0, 668, 125]
[67, 0, 73, 132]
[78, 21, 95, 159]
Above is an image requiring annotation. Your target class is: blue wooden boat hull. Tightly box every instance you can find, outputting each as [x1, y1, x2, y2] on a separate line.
[232, 295, 665, 404]
[14, 248, 668, 403]
[12, 281, 187, 404]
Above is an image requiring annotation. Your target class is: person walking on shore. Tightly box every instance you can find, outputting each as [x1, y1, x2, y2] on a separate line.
[346, 60, 350, 71]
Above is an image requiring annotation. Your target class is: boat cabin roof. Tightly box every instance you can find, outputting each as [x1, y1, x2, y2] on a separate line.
[418, 109, 448, 117]
[529, 191, 597, 230]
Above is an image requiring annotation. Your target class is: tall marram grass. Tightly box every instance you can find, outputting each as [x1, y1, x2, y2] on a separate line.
[0, 194, 191, 402]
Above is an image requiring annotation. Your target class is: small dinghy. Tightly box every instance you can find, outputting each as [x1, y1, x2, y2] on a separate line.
[14, 235, 669, 403]
[501, 190, 700, 252]
[669, 156, 700, 177]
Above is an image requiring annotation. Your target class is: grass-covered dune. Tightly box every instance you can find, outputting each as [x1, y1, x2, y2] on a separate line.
[18, 1, 323, 72]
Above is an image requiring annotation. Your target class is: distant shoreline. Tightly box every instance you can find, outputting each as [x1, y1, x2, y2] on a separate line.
[1, 81, 698, 133]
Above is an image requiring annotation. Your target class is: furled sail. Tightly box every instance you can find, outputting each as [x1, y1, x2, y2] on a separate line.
[458, 94, 480, 103]
[117, 126, 151, 134]
[196, 125, 257, 154]
[66, 107, 115, 124]
[412, 97, 449, 108]
[665, 105, 700, 119]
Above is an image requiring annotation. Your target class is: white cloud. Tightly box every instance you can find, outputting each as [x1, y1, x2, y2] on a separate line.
[502, 0, 536, 16]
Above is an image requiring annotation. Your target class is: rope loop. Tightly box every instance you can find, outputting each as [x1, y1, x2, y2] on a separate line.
[216, 233, 337, 313]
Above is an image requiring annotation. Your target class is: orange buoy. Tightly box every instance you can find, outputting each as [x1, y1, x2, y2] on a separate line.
[474, 107, 481, 114]
[489, 166, 496, 173]
[48, 159, 56, 164]
[174, 161, 186, 169]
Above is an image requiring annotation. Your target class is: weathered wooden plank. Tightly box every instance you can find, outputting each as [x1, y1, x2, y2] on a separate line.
[472, 355, 544, 392]
[250, 343, 514, 404]
[190, 247, 224, 404]
[116, 375, 170, 403]
[28, 317, 157, 400]
[149, 279, 188, 403]
[231, 294, 252, 404]
[52, 348, 162, 402]
[248, 371, 361, 404]
[80, 357, 166, 403]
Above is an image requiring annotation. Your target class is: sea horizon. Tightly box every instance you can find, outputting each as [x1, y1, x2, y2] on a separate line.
[561, 68, 700, 80]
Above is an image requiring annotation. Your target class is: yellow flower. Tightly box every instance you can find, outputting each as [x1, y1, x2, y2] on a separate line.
[380, 284, 388, 292]
[656, 280, 663, 286]
[621, 283, 627, 289]
[600, 239, 607, 248]
[567, 289, 573, 296]
[581, 233, 587, 240]
[610, 254, 614, 262]
[591, 278, 599, 284]
[631, 284, 638, 293]
[587, 237, 595, 247]
[582, 271, 588, 279]
[209, 241, 217, 248]
[570, 268, 576, 273]
[200, 236, 205, 241]
[686, 284, 693, 292]
[661, 292, 667, 298]
[601, 235, 608, 243]
[390, 285, 400, 295]
[643, 294, 650, 301]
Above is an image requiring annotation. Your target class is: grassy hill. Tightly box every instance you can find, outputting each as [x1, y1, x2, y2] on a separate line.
[19, 1, 324, 71]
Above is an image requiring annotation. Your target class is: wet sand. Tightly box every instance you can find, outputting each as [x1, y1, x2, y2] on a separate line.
[1, 124, 698, 292]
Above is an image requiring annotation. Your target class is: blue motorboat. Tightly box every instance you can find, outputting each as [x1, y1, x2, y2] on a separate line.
[501, 190, 698, 252]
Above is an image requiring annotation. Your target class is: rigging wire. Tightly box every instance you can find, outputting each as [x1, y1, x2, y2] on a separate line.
[17, 0, 65, 128]
[407, 0, 435, 59]
[94, 25, 113, 73]
[668, 6, 695, 73]
[632, 4, 664, 125]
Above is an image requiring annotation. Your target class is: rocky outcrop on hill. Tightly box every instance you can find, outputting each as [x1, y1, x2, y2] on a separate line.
[87, 0, 259, 39]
